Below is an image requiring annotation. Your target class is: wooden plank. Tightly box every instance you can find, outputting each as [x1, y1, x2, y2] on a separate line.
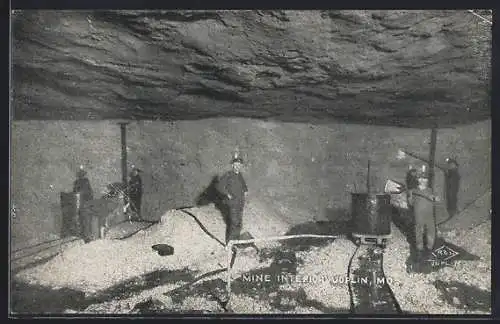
[428, 128, 438, 189]
[119, 122, 129, 205]
[429, 128, 438, 227]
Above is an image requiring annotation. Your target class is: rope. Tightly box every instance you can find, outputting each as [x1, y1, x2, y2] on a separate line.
[177, 208, 226, 247]
[347, 244, 361, 312]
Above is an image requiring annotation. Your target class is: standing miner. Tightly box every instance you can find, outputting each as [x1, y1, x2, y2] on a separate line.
[412, 168, 441, 259]
[128, 167, 143, 220]
[73, 165, 94, 235]
[444, 158, 460, 218]
[216, 152, 248, 245]
[73, 165, 94, 204]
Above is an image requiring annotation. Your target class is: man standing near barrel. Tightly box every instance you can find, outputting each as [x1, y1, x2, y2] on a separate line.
[411, 168, 441, 258]
[215, 152, 248, 245]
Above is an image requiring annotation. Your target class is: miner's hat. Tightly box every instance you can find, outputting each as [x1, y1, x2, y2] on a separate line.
[231, 157, 244, 164]
[417, 169, 430, 179]
[417, 165, 429, 178]
[77, 169, 87, 177]
[445, 157, 459, 167]
[130, 165, 142, 174]
[231, 151, 244, 164]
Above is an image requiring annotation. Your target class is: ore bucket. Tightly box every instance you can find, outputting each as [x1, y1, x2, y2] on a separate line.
[350, 193, 392, 237]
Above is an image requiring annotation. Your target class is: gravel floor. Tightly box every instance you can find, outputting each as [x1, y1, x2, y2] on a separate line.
[12, 201, 491, 315]
[14, 207, 227, 294]
[384, 221, 491, 314]
[73, 238, 355, 314]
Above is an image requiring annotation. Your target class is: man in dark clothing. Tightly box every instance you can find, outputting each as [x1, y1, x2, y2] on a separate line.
[128, 167, 143, 220]
[73, 168, 94, 205]
[215, 154, 248, 245]
[73, 167, 94, 235]
[444, 158, 460, 218]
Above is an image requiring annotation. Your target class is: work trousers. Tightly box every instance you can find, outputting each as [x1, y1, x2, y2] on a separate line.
[225, 200, 244, 244]
[414, 212, 436, 251]
[446, 193, 458, 218]
[129, 194, 142, 218]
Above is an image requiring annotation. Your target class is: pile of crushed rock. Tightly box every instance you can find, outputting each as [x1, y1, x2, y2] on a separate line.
[69, 237, 357, 314]
[13, 199, 491, 315]
[14, 201, 290, 295]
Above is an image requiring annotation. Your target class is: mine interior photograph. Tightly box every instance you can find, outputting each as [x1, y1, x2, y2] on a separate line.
[9, 9, 492, 316]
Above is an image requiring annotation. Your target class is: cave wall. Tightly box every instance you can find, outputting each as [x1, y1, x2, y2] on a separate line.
[10, 119, 491, 250]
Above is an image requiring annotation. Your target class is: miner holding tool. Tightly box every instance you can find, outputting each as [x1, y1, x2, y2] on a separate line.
[398, 149, 461, 220]
[216, 151, 248, 246]
[411, 166, 441, 260]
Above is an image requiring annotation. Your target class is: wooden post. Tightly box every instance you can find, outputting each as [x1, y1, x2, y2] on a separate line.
[428, 128, 438, 190]
[119, 122, 129, 205]
[367, 160, 371, 194]
[429, 128, 438, 231]
[226, 241, 233, 307]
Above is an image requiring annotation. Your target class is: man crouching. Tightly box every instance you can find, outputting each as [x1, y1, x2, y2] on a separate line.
[79, 182, 129, 243]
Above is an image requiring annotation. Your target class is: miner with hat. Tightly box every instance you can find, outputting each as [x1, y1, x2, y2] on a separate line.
[411, 165, 442, 260]
[128, 166, 143, 220]
[73, 165, 94, 236]
[73, 165, 94, 204]
[215, 151, 248, 245]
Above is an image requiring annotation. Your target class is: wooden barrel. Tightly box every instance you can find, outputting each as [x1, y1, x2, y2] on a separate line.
[351, 193, 392, 237]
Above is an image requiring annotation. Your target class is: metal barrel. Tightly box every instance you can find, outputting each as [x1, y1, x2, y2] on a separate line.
[350, 193, 392, 236]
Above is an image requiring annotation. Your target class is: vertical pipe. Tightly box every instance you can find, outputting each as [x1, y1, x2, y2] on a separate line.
[226, 242, 233, 305]
[367, 160, 371, 194]
[428, 128, 438, 191]
[429, 128, 438, 231]
[119, 122, 129, 204]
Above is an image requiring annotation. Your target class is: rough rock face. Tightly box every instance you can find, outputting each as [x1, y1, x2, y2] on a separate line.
[12, 10, 491, 128]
